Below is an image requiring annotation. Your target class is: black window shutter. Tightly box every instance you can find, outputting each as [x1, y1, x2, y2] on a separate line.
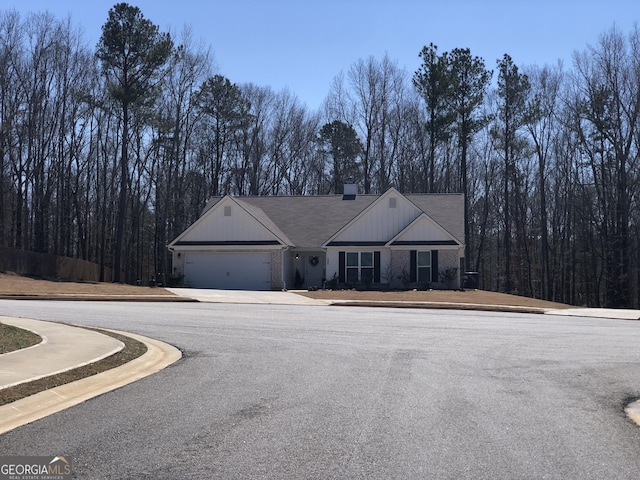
[410, 250, 417, 283]
[431, 250, 439, 283]
[374, 251, 381, 283]
[338, 251, 345, 283]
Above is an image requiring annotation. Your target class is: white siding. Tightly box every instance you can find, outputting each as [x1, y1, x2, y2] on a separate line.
[331, 193, 420, 243]
[181, 198, 278, 243]
[325, 250, 340, 282]
[378, 249, 391, 283]
[393, 214, 455, 243]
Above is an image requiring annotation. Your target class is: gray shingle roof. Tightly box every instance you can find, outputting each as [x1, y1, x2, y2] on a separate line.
[231, 198, 293, 245]
[406, 194, 465, 245]
[203, 192, 464, 248]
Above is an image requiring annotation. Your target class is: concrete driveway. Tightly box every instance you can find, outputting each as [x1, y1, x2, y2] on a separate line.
[167, 288, 329, 305]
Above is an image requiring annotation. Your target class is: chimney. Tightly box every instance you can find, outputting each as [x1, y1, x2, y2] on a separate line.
[343, 182, 358, 200]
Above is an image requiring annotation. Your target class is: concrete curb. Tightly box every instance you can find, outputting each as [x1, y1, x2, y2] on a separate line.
[0, 294, 197, 302]
[0, 329, 182, 435]
[327, 300, 548, 315]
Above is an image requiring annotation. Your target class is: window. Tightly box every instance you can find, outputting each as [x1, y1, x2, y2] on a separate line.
[417, 251, 431, 284]
[224, 206, 231, 217]
[389, 197, 397, 208]
[346, 251, 374, 283]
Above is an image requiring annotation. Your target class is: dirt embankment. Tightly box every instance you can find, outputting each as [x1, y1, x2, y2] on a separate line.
[0, 272, 175, 296]
[0, 272, 571, 309]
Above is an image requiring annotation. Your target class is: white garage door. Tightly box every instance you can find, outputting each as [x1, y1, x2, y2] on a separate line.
[184, 252, 271, 290]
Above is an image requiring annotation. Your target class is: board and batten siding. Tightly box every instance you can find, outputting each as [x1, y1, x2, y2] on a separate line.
[180, 199, 278, 243]
[331, 194, 420, 243]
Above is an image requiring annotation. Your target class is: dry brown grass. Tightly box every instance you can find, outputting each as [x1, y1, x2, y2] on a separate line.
[298, 288, 572, 309]
[0, 322, 42, 354]
[0, 272, 176, 296]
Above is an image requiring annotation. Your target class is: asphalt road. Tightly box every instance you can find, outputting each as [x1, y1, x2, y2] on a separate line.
[1, 300, 639, 479]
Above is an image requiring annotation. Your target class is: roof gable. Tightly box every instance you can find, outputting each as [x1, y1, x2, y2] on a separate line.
[324, 188, 421, 246]
[387, 213, 461, 246]
[406, 194, 465, 244]
[169, 196, 287, 246]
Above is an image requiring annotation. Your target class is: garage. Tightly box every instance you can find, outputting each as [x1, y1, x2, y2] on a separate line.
[184, 252, 271, 290]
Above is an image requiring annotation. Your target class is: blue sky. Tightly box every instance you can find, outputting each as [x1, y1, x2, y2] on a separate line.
[8, 0, 640, 110]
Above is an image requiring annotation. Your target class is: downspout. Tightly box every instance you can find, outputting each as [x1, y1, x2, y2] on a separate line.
[281, 246, 289, 291]
[458, 246, 464, 289]
[167, 246, 175, 279]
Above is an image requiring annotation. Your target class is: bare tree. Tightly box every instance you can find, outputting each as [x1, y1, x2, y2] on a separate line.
[283, 108, 321, 195]
[524, 62, 564, 300]
[571, 26, 640, 307]
[0, 10, 22, 248]
[235, 84, 274, 196]
[326, 54, 405, 194]
[151, 27, 213, 280]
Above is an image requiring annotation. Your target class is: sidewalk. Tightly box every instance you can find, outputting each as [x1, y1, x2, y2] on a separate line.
[0, 316, 124, 389]
[545, 307, 640, 320]
[0, 317, 181, 435]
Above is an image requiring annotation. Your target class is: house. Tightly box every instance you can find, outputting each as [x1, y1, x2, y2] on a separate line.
[168, 185, 465, 291]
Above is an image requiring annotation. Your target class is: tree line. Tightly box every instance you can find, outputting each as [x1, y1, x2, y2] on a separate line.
[1, 3, 639, 307]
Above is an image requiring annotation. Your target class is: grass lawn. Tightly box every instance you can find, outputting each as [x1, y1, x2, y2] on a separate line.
[0, 327, 147, 406]
[0, 322, 42, 354]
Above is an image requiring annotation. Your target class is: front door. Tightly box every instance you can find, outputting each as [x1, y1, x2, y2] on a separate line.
[298, 253, 325, 289]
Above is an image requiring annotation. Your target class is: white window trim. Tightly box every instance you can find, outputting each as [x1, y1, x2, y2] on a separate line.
[346, 251, 375, 283]
[417, 250, 432, 284]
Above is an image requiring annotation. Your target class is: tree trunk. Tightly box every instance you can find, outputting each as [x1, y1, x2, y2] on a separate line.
[113, 102, 129, 283]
